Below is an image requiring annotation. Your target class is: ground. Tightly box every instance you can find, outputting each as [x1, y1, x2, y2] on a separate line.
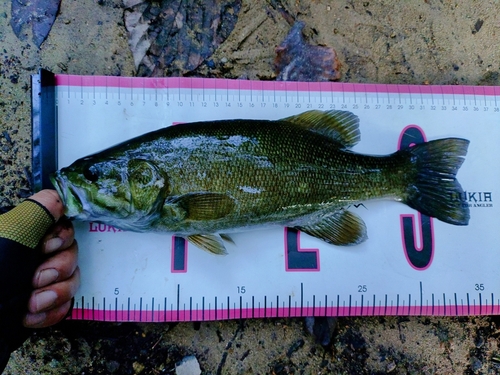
[1, 0, 500, 373]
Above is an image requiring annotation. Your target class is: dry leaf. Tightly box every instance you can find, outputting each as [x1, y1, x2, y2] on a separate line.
[10, 0, 61, 48]
[124, 0, 242, 77]
[275, 22, 341, 82]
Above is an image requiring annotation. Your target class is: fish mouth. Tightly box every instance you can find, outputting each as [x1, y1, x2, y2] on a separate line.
[50, 172, 85, 218]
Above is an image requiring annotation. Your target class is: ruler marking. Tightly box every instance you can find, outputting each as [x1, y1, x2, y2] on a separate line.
[264, 296, 267, 318]
[215, 296, 218, 320]
[443, 293, 446, 316]
[151, 298, 155, 322]
[372, 295, 376, 316]
[324, 295, 328, 317]
[276, 296, 279, 318]
[115, 298, 118, 322]
[348, 295, 352, 316]
[300, 283, 304, 316]
[492, 293, 495, 315]
[408, 294, 411, 315]
[177, 284, 180, 321]
[396, 294, 399, 315]
[139, 297, 142, 321]
[189, 297, 192, 321]
[420, 282, 423, 315]
[384, 295, 387, 315]
[240, 296, 243, 319]
[336, 295, 340, 317]
[227, 296, 230, 319]
[202, 297, 205, 321]
[92, 297, 95, 320]
[163, 298, 167, 322]
[479, 293, 482, 315]
[360, 295, 364, 316]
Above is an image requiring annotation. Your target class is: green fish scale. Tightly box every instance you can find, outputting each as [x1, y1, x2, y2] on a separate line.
[113, 120, 412, 233]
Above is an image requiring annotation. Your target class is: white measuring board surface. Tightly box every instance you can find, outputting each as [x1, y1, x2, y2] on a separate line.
[49, 74, 500, 322]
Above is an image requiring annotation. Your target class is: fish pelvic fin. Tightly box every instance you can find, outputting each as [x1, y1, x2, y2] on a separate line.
[187, 234, 228, 255]
[403, 138, 470, 225]
[281, 110, 360, 148]
[295, 209, 368, 246]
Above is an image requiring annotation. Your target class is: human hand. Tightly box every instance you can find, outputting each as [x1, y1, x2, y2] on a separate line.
[23, 190, 80, 328]
[0, 189, 80, 370]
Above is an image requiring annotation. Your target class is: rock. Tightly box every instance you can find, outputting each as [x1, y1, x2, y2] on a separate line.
[175, 356, 201, 375]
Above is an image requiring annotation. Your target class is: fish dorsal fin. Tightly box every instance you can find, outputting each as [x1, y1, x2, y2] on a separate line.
[187, 234, 228, 255]
[172, 192, 235, 221]
[282, 110, 360, 148]
[295, 209, 367, 246]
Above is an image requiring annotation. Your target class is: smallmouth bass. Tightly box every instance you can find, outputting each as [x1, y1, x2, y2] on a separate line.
[51, 110, 470, 254]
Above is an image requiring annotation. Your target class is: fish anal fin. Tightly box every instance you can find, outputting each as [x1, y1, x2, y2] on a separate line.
[187, 234, 228, 255]
[281, 110, 360, 148]
[173, 192, 235, 221]
[296, 209, 367, 246]
[219, 233, 235, 245]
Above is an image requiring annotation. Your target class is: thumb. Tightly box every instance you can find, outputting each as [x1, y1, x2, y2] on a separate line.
[29, 190, 64, 222]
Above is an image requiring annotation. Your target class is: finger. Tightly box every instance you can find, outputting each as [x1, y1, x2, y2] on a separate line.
[27, 266, 80, 315]
[41, 219, 75, 254]
[33, 241, 78, 288]
[29, 189, 64, 222]
[24, 299, 73, 328]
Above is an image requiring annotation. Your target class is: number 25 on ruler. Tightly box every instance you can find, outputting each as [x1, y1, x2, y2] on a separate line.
[171, 125, 434, 274]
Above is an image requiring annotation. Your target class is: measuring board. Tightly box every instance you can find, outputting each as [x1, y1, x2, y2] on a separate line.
[31, 70, 500, 322]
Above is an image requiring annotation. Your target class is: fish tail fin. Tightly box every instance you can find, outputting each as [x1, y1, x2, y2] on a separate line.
[403, 138, 470, 225]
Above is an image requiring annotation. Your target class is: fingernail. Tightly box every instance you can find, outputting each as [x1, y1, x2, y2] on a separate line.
[45, 237, 64, 253]
[36, 268, 59, 287]
[34, 290, 58, 312]
[24, 312, 47, 327]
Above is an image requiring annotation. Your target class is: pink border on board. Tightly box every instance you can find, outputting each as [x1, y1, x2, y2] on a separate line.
[70, 303, 500, 322]
[53, 75, 500, 96]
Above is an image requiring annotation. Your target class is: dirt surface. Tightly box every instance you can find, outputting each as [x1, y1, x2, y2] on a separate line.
[1, 0, 500, 373]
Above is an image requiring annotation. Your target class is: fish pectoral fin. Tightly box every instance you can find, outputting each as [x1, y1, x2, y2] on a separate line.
[187, 234, 228, 255]
[173, 192, 235, 221]
[296, 209, 367, 246]
[281, 110, 360, 148]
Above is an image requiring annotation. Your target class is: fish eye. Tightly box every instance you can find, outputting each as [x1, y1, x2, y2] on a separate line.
[83, 165, 99, 182]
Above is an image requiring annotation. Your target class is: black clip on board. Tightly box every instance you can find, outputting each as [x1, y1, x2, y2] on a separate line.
[31, 69, 57, 192]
